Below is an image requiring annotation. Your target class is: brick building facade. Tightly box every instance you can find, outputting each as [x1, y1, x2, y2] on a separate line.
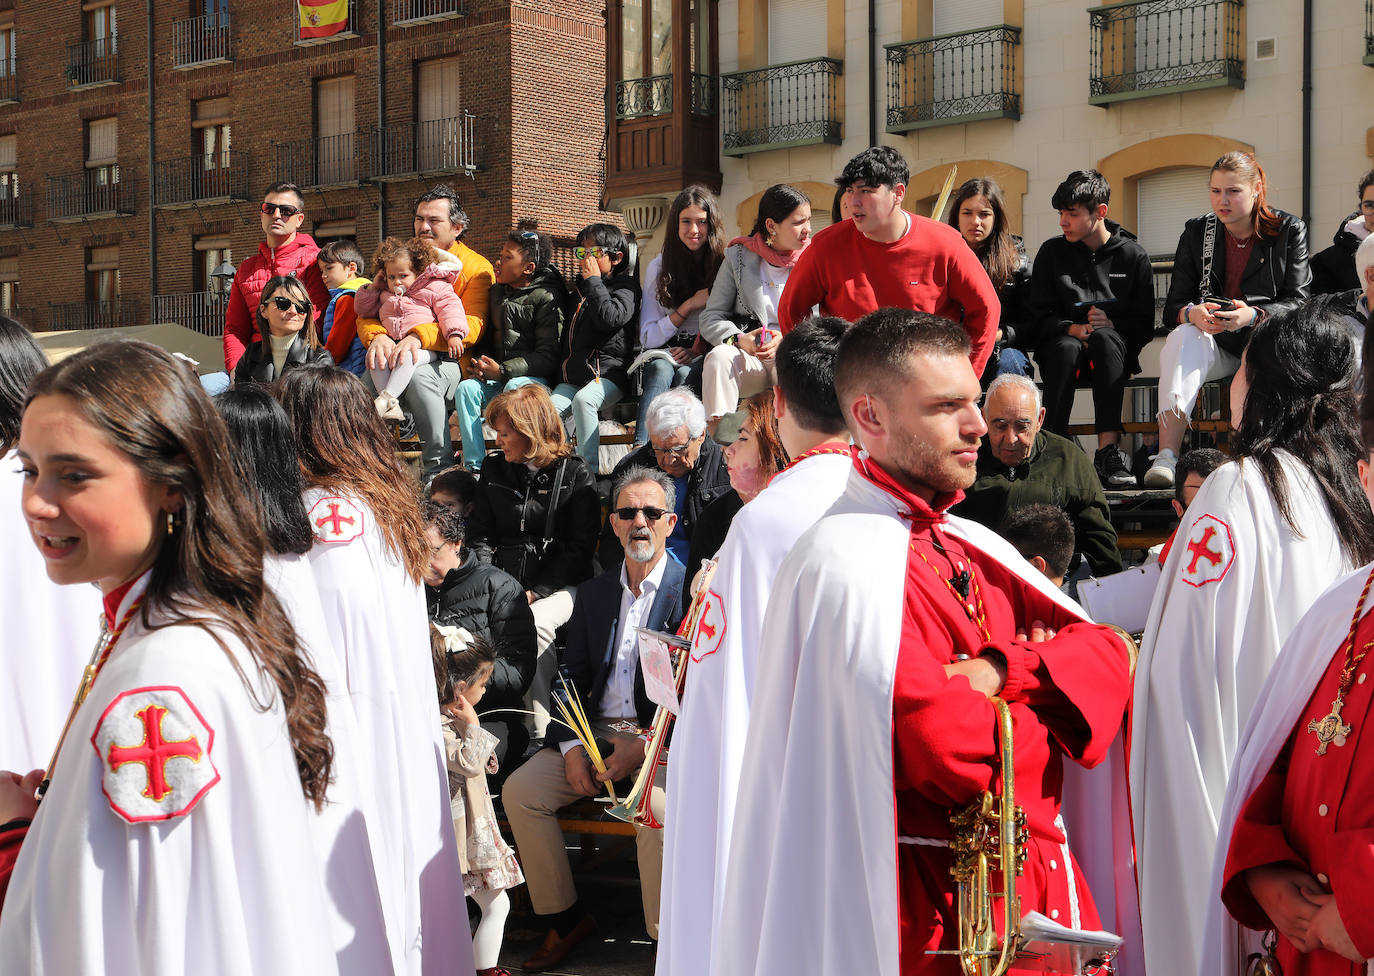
[0, 0, 617, 334]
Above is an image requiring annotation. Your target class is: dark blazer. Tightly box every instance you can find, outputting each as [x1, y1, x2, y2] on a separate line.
[545, 553, 687, 750]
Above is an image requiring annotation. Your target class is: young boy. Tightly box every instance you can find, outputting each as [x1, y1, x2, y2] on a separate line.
[997, 502, 1076, 589]
[317, 240, 370, 376]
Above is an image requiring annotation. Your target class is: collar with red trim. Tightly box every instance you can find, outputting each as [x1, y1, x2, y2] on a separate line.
[102, 578, 138, 628]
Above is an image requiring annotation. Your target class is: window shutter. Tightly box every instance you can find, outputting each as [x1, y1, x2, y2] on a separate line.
[768, 0, 826, 63]
[87, 118, 118, 166]
[1136, 168, 1210, 258]
[87, 246, 119, 271]
[315, 76, 355, 138]
[932, 0, 1003, 35]
[0, 135, 14, 171]
[417, 59, 460, 123]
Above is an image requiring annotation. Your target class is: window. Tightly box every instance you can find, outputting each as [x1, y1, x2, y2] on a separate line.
[87, 245, 120, 307]
[1136, 168, 1209, 256]
[417, 58, 461, 171]
[194, 235, 232, 295]
[314, 76, 355, 184]
[194, 97, 231, 171]
[768, 0, 825, 62]
[0, 257, 17, 314]
[201, 0, 228, 28]
[0, 14, 14, 78]
[87, 117, 118, 183]
[87, 1, 117, 52]
[0, 134, 16, 201]
[621, 0, 671, 80]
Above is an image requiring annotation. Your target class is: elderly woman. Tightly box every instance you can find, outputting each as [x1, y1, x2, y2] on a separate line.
[602, 387, 733, 568]
[233, 275, 333, 385]
[464, 383, 601, 741]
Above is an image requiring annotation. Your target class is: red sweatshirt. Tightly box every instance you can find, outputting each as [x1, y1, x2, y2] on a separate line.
[777, 215, 1000, 375]
[222, 233, 331, 371]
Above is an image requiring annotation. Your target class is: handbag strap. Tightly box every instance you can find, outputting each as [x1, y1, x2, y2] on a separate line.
[1200, 213, 1217, 301]
[541, 457, 567, 542]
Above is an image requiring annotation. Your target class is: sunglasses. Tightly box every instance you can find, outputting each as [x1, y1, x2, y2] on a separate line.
[270, 295, 309, 314]
[613, 506, 667, 522]
[574, 246, 615, 260]
[261, 202, 302, 219]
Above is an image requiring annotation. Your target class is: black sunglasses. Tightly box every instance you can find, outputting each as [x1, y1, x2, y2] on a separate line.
[613, 506, 667, 522]
[261, 202, 302, 218]
[270, 295, 309, 314]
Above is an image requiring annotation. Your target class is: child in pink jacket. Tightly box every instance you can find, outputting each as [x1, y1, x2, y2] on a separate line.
[355, 236, 468, 420]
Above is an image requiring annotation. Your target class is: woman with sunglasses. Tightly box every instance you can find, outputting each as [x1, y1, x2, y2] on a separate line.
[464, 383, 601, 743]
[232, 275, 333, 386]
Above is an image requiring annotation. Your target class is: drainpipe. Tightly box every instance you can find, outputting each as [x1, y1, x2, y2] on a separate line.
[867, 0, 877, 147]
[376, 0, 386, 242]
[147, 0, 157, 309]
[1301, 0, 1312, 225]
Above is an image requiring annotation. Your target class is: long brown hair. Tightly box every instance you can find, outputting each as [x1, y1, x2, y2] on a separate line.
[740, 391, 790, 478]
[656, 185, 726, 310]
[275, 366, 429, 583]
[257, 275, 320, 350]
[485, 383, 572, 469]
[25, 341, 333, 807]
[1213, 151, 1284, 239]
[946, 178, 1020, 293]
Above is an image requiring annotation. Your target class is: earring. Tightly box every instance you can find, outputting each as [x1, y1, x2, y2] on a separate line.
[766, 233, 776, 248]
[166, 511, 175, 536]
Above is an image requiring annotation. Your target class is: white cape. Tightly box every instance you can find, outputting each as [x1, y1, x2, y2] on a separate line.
[712, 466, 1103, 976]
[303, 488, 472, 976]
[1, 452, 102, 771]
[657, 452, 852, 976]
[1202, 564, 1374, 976]
[0, 577, 343, 974]
[1130, 453, 1348, 976]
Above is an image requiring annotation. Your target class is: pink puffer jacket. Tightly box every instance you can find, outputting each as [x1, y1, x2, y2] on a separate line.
[353, 248, 468, 341]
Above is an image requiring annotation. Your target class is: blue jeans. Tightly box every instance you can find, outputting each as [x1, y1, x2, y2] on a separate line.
[454, 375, 546, 470]
[551, 378, 624, 470]
[635, 357, 696, 446]
[998, 347, 1033, 377]
[200, 371, 231, 396]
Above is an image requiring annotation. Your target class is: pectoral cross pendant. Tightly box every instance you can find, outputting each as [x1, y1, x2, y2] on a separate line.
[1306, 698, 1352, 756]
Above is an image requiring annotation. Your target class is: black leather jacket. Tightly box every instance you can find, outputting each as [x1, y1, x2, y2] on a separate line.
[232, 333, 333, 385]
[1163, 210, 1311, 356]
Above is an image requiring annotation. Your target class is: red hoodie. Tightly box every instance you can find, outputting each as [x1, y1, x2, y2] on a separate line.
[222, 233, 331, 371]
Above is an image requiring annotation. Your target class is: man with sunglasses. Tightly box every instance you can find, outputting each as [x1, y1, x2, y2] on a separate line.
[503, 466, 685, 971]
[222, 182, 331, 372]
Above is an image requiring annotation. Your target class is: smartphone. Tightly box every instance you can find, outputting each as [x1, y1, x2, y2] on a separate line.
[1203, 296, 1237, 312]
[1071, 299, 1117, 315]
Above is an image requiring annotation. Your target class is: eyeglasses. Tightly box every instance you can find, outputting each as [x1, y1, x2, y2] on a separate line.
[613, 506, 667, 522]
[270, 295, 309, 314]
[1361, 200, 1374, 213]
[574, 246, 612, 260]
[651, 443, 693, 461]
[261, 202, 302, 219]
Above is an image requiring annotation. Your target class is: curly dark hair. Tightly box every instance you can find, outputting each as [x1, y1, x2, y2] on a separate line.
[371, 236, 436, 283]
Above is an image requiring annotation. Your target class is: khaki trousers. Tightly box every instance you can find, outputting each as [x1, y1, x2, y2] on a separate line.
[502, 717, 668, 938]
[701, 343, 774, 420]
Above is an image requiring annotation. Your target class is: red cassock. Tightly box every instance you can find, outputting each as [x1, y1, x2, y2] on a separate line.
[894, 498, 1133, 973]
[1222, 609, 1374, 976]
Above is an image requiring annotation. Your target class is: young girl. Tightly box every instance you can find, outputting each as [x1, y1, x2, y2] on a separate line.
[557, 222, 641, 468]
[434, 627, 524, 976]
[355, 235, 468, 421]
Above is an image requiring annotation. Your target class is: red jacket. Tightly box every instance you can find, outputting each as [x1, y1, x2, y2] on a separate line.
[222, 233, 331, 371]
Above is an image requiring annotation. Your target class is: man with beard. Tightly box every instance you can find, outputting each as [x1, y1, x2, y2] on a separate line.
[714, 308, 1133, 976]
[502, 467, 686, 971]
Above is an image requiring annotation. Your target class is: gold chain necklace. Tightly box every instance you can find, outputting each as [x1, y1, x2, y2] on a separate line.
[1306, 565, 1374, 756]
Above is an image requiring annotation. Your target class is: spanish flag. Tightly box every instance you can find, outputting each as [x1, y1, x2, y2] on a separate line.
[299, 0, 350, 39]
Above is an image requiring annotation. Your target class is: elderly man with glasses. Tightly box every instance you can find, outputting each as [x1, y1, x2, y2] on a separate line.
[601, 387, 732, 568]
[222, 181, 331, 373]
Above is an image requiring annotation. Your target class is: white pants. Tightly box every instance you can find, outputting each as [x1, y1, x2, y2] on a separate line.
[369, 347, 437, 398]
[1156, 324, 1242, 421]
[527, 586, 577, 741]
[701, 343, 774, 420]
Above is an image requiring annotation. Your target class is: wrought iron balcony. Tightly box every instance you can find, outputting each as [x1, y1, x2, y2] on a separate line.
[153, 291, 228, 337]
[65, 37, 119, 88]
[273, 133, 360, 188]
[1366, 0, 1374, 66]
[173, 12, 232, 68]
[616, 74, 672, 120]
[1089, 0, 1243, 105]
[394, 0, 464, 25]
[0, 59, 16, 103]
[690, 72, 717, 115]
[48, 299, 142, 331]
[885, 26, 1020, 132]
[364, 114, 477, 180]
[0, 194, 32, 229]
[153, 151, 250, 207]
[721, 57, 842, 156]
[45, 169, 136, 221]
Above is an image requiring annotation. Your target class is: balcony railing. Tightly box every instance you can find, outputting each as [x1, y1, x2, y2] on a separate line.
[691, 72, 717, 115]
[885, 26, 1021, 132]
[153, 291, 228, 337]
[0, 194, 32, 228]
[173, 12, 232, 68]
[721, 57, 842, 156]
[6, 307, 39, 329]
[295, 0, 358, 44]
[48, 299, 141, 331]
[66, 36, 119, 88]
[394, 0, 464, 25]
[616, 74, 672, 119]
[46, 169, 136, 221]
[153, 151, 250, 207]
[0, 59, 16, 102]
[1366, 0, 1373, 66]
[1089, 0, 1244, 105]
[273, 133, 359, 187]
[364, 114, 477, 180]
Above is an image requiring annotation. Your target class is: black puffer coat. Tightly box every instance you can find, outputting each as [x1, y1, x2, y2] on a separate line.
[1310, 211, 1364, 296]
[482, 265, 567, 384]
[426, 549, 537, 712]
[561, 271, 640, 390]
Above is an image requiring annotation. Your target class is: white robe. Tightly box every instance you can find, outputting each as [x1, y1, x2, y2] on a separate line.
[0, 576, 342, 974]
[712, 465, 1097, 976]
[264, 552, 398, 975]
[657, 452, 852, 976]
[1130, 452, 1348, 976]
[302, 488, 472, 976]
[0, 452, 102, 771]
[1201, 564, 1374, 976]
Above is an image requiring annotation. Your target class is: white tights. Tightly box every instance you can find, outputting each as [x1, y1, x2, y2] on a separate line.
[470, 887, 511, 970]
[369, 348, 437, 398]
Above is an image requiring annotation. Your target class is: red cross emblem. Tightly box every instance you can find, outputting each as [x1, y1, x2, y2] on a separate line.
[92, 686, 220, 823]
[308, 495, 364, 543]
[1180, 514, 1234, 588]
[690, 589, 728, 663]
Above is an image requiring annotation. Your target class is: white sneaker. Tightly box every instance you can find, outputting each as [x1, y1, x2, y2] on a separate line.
[1143, 449, 1177, 489]
[374, 392, 404, 422]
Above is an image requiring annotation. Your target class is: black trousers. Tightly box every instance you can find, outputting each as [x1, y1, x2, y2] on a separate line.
[1035, 327, 1128, 437]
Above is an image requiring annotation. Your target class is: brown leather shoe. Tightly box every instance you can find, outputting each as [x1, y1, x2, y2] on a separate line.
[521, 915, 598, 972]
